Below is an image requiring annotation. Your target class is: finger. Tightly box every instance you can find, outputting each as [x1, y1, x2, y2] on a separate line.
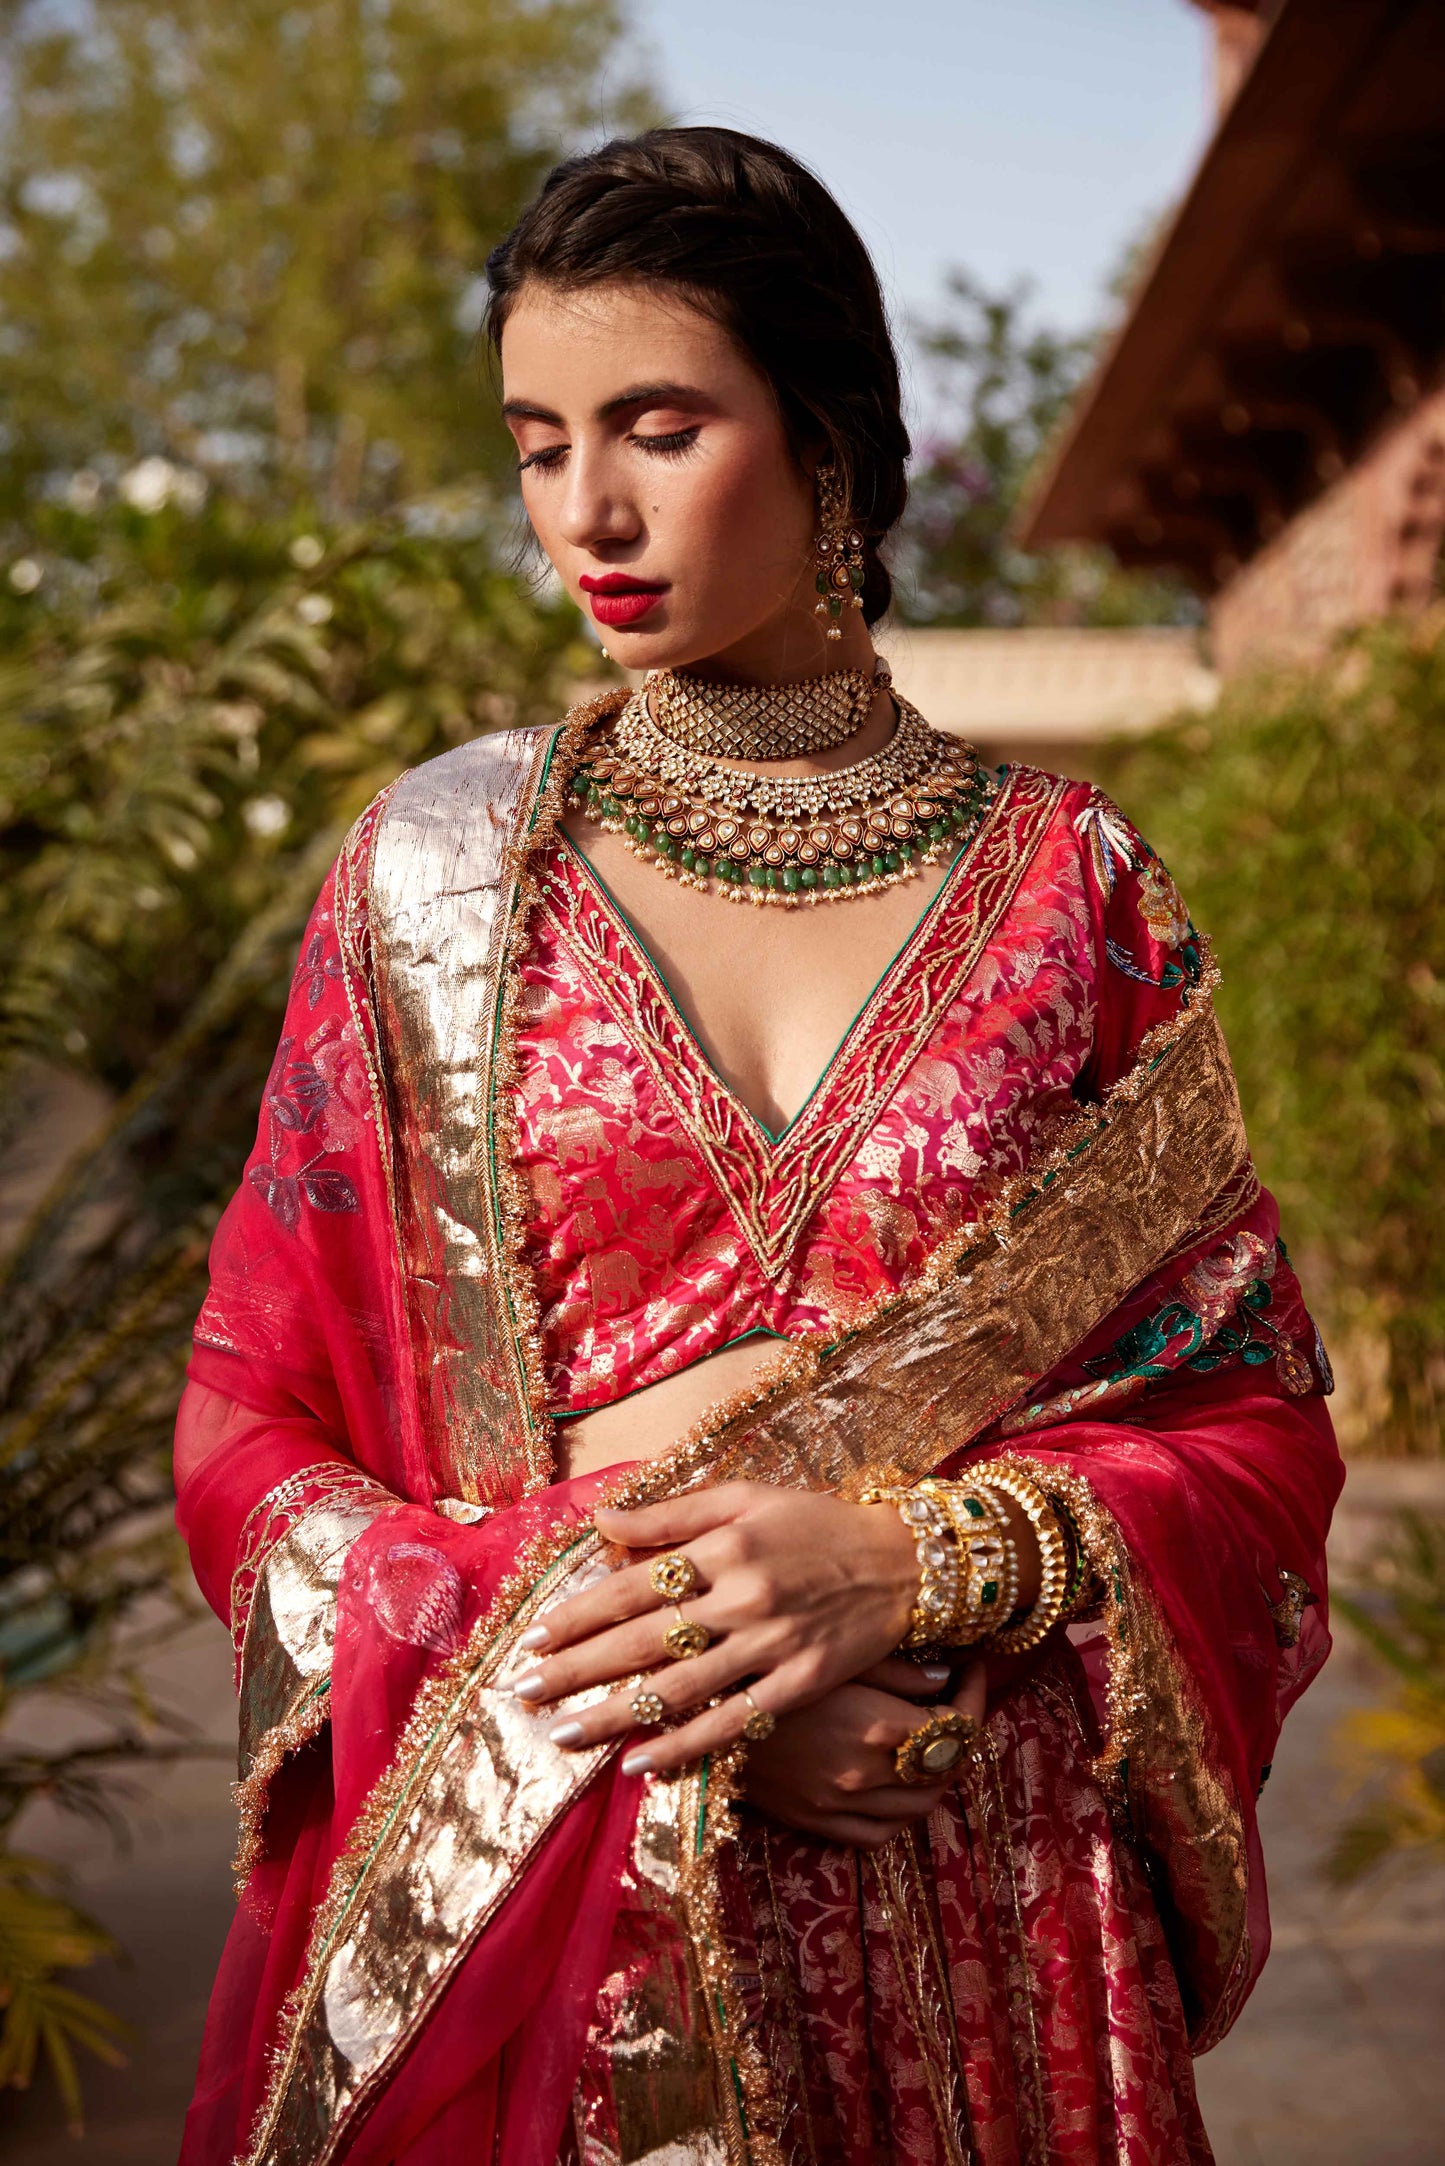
[951, 1660, 988, 1724]
[513, 1605, 728, 1704]
[517, 1554, 696, 1658]
[855, 1656, 952, 1700]
[847, 1780, 953, 1817]
[593, 1487, 758, 1548]
[619, 1657, 818, 1776]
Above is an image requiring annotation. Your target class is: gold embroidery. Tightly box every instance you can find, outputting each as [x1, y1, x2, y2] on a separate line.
[534, 769, 1067, 1283]
[867, 1831, 974, 2164]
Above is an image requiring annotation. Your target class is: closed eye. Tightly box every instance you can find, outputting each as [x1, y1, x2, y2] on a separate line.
[517, 443, 568, 474]
[631, 427, 701, 460]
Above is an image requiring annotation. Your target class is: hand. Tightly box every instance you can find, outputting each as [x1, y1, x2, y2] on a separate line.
[742, 1656, 987, 1849]
[508, 1481, 920, 1775]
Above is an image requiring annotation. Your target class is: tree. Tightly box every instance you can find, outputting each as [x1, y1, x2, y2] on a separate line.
[0, 0, 655, 524]
[896, 268, 1195, 629]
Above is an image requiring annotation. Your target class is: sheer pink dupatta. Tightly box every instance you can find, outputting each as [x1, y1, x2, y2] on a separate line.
[175, 836, 642, 2166]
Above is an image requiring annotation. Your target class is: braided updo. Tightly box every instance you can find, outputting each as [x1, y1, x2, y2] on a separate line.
[484, 127, 910, 626]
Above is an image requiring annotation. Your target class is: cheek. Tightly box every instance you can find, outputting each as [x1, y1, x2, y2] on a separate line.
[682, 445, 813, 588]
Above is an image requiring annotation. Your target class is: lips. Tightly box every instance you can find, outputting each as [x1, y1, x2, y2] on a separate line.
[579, 574, 667, 629]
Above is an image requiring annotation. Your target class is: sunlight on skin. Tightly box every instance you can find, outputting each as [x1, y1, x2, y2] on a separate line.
[498, 280, 1040, 1829]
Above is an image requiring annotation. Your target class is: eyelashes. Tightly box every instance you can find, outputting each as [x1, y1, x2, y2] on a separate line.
[516, 426, 702, 476]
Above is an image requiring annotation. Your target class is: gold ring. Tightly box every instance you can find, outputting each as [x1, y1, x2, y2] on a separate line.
[663, 1615, 712, 1660]
[894, 1709, 978, 1787]
[650, 1553, 699, 1602]
[739, 1689, 776, 1743]
[631, 1688, 666, 1725]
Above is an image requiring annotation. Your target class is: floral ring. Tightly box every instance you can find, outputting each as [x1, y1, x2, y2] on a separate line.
[631, 1688, 667, 1726]
[663, 1614, 712, 1661]
[739, 1689, 776, 1743]
[894, 1709, 978, 1787]
[649, 1553, 699, 1602]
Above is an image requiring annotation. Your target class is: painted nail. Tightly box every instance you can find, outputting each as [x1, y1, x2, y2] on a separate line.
[921, 1663, 951, 1684]
[511, 1672, 546, 1700]
[621, 1751, 653, 1778]
[518, 1624, 550, 1651]
[548, 1721, 585, 1747]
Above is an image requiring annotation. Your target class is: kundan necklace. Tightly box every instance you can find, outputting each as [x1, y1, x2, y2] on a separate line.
[568, 663, 996, 906]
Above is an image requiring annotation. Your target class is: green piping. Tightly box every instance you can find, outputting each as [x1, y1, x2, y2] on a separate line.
[560, 826, 972, 1144]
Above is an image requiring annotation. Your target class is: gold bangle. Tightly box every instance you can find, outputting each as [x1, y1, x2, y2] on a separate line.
[969, 1464, 1071, 1654]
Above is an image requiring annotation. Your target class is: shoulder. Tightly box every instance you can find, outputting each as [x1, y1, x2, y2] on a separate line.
[383, 722, 564, 831]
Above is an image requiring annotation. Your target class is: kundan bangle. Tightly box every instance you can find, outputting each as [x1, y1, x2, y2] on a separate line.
[859, 1484, 962, 1647]
[971, 1464, 1071, 1654]
[860, 1481, 1017, 1648]
[928, 1481, 1017, 1643]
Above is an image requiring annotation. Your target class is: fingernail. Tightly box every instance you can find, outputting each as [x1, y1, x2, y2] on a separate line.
[621, 1751, 653, 1778]
[921, 1663, 951, 1684]
[518, 1624, 550, 1651]
[511, 1673, 546, 1700]
[548, 1721, 584, 1747]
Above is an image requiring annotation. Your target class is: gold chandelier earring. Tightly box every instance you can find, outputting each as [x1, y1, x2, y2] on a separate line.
[813, 463, 867, 641]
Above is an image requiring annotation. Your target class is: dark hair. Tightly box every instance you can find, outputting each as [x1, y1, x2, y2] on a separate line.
[484, 126, 910, 625]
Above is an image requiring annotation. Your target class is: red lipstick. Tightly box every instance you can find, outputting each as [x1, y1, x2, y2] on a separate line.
[578, 572, 667, 629]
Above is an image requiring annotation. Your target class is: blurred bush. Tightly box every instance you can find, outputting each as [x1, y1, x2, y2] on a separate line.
[0, 484, 592, 2112]
[1096, 613, 1445, 1456]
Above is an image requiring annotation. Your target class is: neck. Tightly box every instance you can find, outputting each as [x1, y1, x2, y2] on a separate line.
[681, 603, 877, 687]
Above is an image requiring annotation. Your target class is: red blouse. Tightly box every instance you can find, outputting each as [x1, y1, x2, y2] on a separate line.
[512, 769, 1194, 1418]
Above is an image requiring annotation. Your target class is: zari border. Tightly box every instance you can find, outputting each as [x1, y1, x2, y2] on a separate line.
[238, 1517, 622, 2166]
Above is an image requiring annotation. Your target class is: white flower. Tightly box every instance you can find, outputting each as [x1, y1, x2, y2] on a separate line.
[296, 592, 333, 625]
[289, 533, 324, 569]
[244, 794, 290, 838]
[118, 456, 207, 514]
[8, 558, 41, 593]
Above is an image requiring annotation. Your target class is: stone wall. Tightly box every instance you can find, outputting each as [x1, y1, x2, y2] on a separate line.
[1210, 378, 1445, 677]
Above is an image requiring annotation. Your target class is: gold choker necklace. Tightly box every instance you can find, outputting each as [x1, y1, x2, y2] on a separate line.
[646, 661, 881, 761]
[569, 687, 995, 907]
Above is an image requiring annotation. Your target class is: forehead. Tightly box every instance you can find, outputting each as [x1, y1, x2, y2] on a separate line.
[498, 281, 762, 407]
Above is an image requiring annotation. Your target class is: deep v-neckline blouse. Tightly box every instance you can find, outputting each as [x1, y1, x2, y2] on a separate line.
[512, 764, 1157, 1416]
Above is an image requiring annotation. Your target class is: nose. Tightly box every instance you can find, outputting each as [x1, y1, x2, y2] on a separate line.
[554, 441, 642, 556]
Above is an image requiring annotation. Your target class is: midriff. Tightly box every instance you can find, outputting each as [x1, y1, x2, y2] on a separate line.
[556, 1336, 785, 1480]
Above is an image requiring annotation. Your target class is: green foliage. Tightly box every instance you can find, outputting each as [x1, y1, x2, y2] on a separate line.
[897, 270, 1195, 629]
[0, 0, 655, 521]
[0, 484, 593, 2119]
[0, 1856, 129, 2132]
[1326, 1514, 1445, 1884]
[1096, 615, 1445, 1451]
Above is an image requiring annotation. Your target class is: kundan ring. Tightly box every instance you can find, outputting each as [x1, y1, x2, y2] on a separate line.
[649, 1552, 699, 1602]
[631, 1688, 667, 1725]
[894, 1709, 978, 1787]
[740, 1689, 776, 1743]
[663, 1615, 712, 1660]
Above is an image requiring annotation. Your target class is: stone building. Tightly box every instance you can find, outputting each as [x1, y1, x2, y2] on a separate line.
[1020, 0, 1445, 676]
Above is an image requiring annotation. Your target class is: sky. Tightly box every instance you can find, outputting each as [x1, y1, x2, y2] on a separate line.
[616, 0, 1214, 425]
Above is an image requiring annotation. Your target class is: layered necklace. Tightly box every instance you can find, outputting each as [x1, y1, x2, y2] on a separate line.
[568, 662, 995, 907]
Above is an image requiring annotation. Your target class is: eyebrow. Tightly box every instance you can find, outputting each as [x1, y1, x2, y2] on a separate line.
[500, 381, 712, 426]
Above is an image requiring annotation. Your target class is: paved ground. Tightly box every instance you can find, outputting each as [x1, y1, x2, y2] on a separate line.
[3, 1504, 1443, 2164]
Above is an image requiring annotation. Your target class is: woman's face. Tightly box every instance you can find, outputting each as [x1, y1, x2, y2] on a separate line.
[499, 280, 828, 675]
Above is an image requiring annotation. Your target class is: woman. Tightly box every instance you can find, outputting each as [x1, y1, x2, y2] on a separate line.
[176, 129, 1341, 2166]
